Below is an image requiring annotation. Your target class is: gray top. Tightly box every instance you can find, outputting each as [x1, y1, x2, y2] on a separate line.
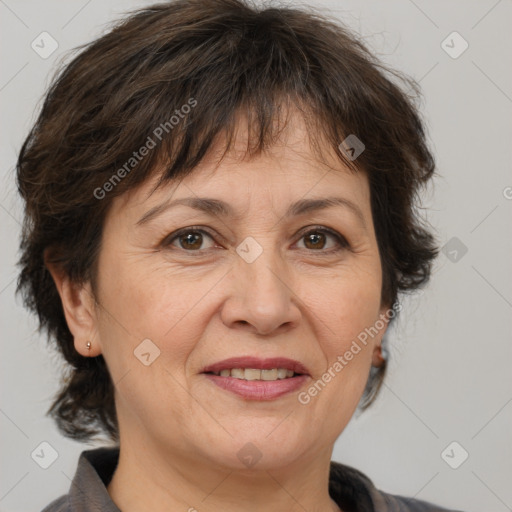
[41, 447, 464, 512]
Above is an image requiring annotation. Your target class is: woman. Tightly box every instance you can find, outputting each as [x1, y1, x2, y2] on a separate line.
[16, 0, 463, 510]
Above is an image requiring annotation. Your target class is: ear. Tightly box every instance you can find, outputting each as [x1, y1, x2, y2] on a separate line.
[371, 303, 392, 368]
[44, 250, 102, 357]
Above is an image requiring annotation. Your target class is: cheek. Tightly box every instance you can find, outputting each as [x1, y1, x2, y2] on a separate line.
[96, 254, 219, 376]
[303, 275, 382, 413]
[312, 270, 383, 349]
[98, 253, 190, 334]
[94, 258, 206, 423]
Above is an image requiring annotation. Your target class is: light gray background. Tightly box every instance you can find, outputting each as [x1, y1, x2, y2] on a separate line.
[1, 1, 511, 511]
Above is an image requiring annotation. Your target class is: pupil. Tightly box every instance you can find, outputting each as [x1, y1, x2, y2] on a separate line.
[306, 232, 324, 249]
[182, 232, 201, 249]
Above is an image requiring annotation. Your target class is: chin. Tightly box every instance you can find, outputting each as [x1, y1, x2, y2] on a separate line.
[197, 428, 313, 473]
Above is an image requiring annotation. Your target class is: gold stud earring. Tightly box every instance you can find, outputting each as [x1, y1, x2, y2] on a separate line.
[86, 341, 92, 351]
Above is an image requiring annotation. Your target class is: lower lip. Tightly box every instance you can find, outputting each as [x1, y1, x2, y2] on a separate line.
[203, 373, 309, 400]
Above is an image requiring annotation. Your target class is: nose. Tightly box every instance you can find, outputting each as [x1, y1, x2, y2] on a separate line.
[220, 250, 302, 336]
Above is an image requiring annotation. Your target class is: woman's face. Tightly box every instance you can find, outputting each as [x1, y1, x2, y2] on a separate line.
[79, 112, 389, 470]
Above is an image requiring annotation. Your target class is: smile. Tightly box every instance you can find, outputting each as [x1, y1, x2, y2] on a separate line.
[207, 368, 297, 380]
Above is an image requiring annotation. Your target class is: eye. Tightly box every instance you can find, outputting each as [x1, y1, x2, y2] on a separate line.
[164, 228, 217, 252]
[295, 227, 349, 253]
[162, 226, 349, 254]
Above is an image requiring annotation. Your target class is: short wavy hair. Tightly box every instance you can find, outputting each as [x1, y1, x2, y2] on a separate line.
[16, 0, 438, 443]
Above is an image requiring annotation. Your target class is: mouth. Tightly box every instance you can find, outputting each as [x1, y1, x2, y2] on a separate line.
[201, 356, 310, 400]
[205, 368, 300, 380]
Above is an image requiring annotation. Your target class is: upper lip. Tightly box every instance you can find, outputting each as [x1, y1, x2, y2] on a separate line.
[201, 356, 310, 376]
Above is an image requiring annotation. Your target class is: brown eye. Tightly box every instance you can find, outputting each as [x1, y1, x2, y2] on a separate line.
[166, 229, 216, 251]
[163, 226, 348, 255]
[303, 231, 327, 250]
[296, 228, 349, 253]
[178, 231, 203, 250]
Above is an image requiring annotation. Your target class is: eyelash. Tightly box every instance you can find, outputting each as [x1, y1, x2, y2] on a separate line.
[161, 225, 350, 255]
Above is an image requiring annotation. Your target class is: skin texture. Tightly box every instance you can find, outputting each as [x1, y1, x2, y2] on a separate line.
[48, 110, 389, 512]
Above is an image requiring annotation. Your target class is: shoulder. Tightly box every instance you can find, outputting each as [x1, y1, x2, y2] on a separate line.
[40, 495, 68, 512]
[39, 446, 120, 512]
[329, 460, 465, 512]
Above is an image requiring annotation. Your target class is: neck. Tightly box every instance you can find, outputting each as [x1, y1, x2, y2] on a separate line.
[107, 436, 341, 512]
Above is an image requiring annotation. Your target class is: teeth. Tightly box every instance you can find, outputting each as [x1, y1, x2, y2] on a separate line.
[231, 368, 245, 379]
[244, 368, 261, 380]
[212, 368, 297, 380]
[277, 369, 289, 379]
[261, 369, 278, 380]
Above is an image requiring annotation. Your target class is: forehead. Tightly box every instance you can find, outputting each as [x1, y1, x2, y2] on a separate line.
[113, 109, 370, 220]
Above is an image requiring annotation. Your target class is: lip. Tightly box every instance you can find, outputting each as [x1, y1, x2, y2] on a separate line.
[201, 356, 310, 375]
[203, 373, 309, 400]
[201, 356, 311, 401]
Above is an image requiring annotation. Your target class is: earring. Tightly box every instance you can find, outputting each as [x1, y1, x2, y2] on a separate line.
[86, 341, 92, 351]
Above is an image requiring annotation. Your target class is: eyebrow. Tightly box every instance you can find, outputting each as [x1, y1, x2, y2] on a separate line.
[136, 196, 366, 228]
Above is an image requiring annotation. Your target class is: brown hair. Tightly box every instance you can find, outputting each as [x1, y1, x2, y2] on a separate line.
[16, 0, 438, 443]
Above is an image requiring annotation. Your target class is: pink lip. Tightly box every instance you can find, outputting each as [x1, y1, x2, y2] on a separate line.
[201, 356, 310, 375]
[201, 356, 311, 401]
[203, 373, 310, 400]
